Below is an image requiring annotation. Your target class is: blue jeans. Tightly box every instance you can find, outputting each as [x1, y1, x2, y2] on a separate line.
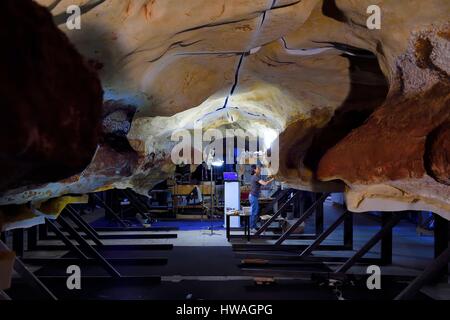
[249, 194, 259, 229]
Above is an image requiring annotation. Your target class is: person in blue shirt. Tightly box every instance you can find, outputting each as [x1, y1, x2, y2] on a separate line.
[249, 164, 274, 230]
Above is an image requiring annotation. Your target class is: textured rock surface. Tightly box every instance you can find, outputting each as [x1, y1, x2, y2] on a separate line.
[0, 0, 449, 228]
[0, 0, 103, 193]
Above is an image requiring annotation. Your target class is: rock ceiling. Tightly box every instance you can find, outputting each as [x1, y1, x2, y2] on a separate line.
[0, 0, 449, 230]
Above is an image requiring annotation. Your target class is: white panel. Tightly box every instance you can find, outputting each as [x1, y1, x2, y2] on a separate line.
[224, 181, 241, 228]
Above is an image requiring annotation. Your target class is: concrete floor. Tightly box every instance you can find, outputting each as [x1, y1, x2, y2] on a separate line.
[6, 201, 450, 299]
[26, 202, 443, 274]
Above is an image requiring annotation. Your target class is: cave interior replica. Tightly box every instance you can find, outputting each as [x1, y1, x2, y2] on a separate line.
[0, 0, 449, 301]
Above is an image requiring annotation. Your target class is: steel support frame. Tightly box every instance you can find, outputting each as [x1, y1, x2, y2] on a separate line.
[395, 214, 449, 300]
[254, 190, 301, 236]
[55, 216, 122, 278]
[335, 213, 402, 274]
[27, 226, 38, 251]
[26, 217, 168, 267]
[66, 205, 176, 240]
[0, 240, 57, 300]
[300, 210, 351, 257]
[315, 193, 324, 235]
[274, 193, 329, 245]
[12, 228, 24, 257]
[395, 246, 450, 300]
[93, 192, 128, 228]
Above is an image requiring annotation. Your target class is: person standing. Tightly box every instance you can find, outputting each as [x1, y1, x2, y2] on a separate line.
[249, 164, 274, 230]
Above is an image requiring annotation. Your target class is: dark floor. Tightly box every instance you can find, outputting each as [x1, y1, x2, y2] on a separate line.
[3, 202, 448, 300]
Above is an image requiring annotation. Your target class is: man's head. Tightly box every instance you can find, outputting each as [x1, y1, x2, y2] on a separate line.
[251, 164, 261, 175]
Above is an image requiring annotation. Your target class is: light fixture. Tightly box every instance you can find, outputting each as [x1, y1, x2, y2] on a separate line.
[211, 159, 224, 167]
[262, 128, 278, 149]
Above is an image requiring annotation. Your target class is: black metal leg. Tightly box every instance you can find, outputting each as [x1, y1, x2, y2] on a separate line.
[226, 215, 230, 240]
[0, 231, 6, 243]
[0, 240, 57, 300]
[395, 246, 450, 300]
[335, 213, 401, 274]
[275, 193, 329, 245]
[46, 219, 89, 260]
[247, 217, 250, 242]
[255, 191, 300, 236]
[0, 290, 11, 300]
[38, 223, 48, 240]
[315, 193, 324, 235]
[12, 229, 24, 257]
[300, 211, 349, 257]
[343, 211, 353, 249]
[64, 207, 103, 246]
[93, 193, 128, 228]
[381, 212, 393, 265]
[68, 206, 100, 237]
[57, 216, 121, 278]
[27, 226, 38, 251]
[433, 213, 448, 280]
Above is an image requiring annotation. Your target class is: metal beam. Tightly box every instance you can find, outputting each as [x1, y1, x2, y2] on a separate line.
[395, 246, 450, 300]
[300, 211, 349, 257]
[93, 193, 128, 228]
[254, 190, 300, 236]
[38, 223, 48, 240]
[46, 219, 89, 260]
[12, 229, 24, 257]
[0, 290, 11, 300]
[380, 212, 393, 265]
[27, 226, 38, 251]
[0, 240, 57, 300]
[56, 216, 122, 279]
[274, 193, 329, 245]
[0, 231, 6, 243]
[67, 205, 101, 238]
[88, 226, 178, 232]
[64, 207, 103, 246]
[343, 210, 354, 249]
[315, 193, 324, 235]
[335, 213, 401, 273]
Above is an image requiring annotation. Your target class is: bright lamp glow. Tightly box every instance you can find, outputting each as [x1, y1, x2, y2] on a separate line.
[211, 159, 224, 167]
[262, 128, 278, 149]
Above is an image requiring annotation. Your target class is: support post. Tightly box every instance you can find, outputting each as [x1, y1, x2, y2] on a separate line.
[68, 205, 100, 237]
[381, 212, 393, 265]
[335, 213, 401, 274]
[46, 219, 89, 260]
[12, 229, 24, 257]
[38, 223, 48, 240]
[56, 216, 121, 278]
[395, 247, 450, 300]
[315, 193, 324, 235]
[275, 193, 329, 245]
[343, 210, 353, 249]
[254, 191, 300, 236]
[27, 226, 38, 251]
[64, 207, 103, 246]
[300, 211, 349, 257]
[0, 240, 57, 300]
[0, 290, 11, 300]
[93, 193, 128, 228]
[433, 213, 448, 280]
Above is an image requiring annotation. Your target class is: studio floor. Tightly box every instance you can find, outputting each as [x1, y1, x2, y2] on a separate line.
[4, 202, 450, 300]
